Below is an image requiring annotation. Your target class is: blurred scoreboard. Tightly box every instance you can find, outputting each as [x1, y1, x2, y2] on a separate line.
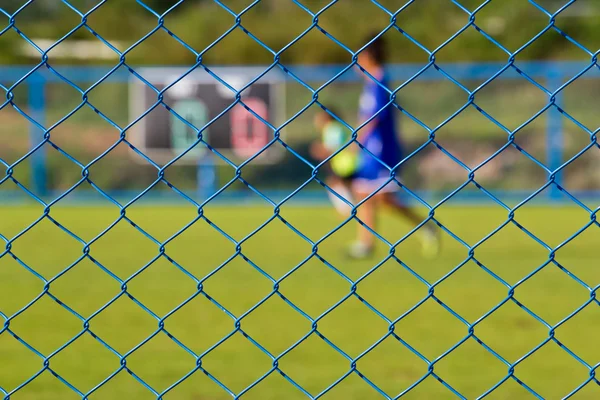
[129, 68, 285, 164]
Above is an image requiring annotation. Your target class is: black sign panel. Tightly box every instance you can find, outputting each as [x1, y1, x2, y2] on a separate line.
[131, 79, 282, 164]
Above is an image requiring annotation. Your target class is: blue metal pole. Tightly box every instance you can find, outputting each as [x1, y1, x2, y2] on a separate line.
[197, 154, 216, 201]
[28, 74, 47, 198]
[546, 70, 564, 202]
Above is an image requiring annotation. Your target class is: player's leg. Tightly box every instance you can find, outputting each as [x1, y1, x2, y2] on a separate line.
[325, 176, 353, 217]
[380, 191, 440, 258]
[380, 192, 423, 226]
[348, 186, 378, 258]
[346, 165, 386, 258]
[345, 154, 399, 258]
[349, 170, 440, 259]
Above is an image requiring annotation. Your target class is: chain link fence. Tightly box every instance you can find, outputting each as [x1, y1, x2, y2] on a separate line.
[1, 1, 600, 399]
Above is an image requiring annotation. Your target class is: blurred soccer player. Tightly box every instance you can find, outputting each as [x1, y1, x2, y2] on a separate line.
[311, 108, 358, 216]
[349, 33, 440, 259]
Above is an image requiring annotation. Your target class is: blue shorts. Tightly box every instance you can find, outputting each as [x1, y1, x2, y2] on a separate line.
[353, 132, 403, 192]
[353, 153, 402, 193]
[356, 158, 391, 180]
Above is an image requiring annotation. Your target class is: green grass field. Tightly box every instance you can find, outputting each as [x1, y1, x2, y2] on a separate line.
[1, 205, 600, 399]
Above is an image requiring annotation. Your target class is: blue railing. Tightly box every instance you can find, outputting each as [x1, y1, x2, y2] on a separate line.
[1, 61, 597, 205]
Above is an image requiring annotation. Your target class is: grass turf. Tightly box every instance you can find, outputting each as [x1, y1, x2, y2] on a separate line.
[0, 205, 599, 399]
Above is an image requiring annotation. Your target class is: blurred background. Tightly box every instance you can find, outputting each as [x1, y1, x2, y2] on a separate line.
[1, 0, 600, 206]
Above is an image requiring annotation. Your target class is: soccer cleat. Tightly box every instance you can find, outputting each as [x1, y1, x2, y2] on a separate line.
[420, 226, 441, 259]
[346, 241, 375, 260]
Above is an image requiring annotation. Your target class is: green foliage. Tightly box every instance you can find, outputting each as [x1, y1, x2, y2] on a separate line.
[1, 1, 598, 65]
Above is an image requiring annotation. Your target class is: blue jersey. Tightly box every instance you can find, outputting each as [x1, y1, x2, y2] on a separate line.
[358, 74, 402, 177]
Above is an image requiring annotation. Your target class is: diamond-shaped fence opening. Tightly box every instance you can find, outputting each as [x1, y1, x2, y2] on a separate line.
[1, 0, 600, 398]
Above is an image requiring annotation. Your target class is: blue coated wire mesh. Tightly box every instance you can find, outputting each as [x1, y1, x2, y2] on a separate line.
[1, 0, 600, 399]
